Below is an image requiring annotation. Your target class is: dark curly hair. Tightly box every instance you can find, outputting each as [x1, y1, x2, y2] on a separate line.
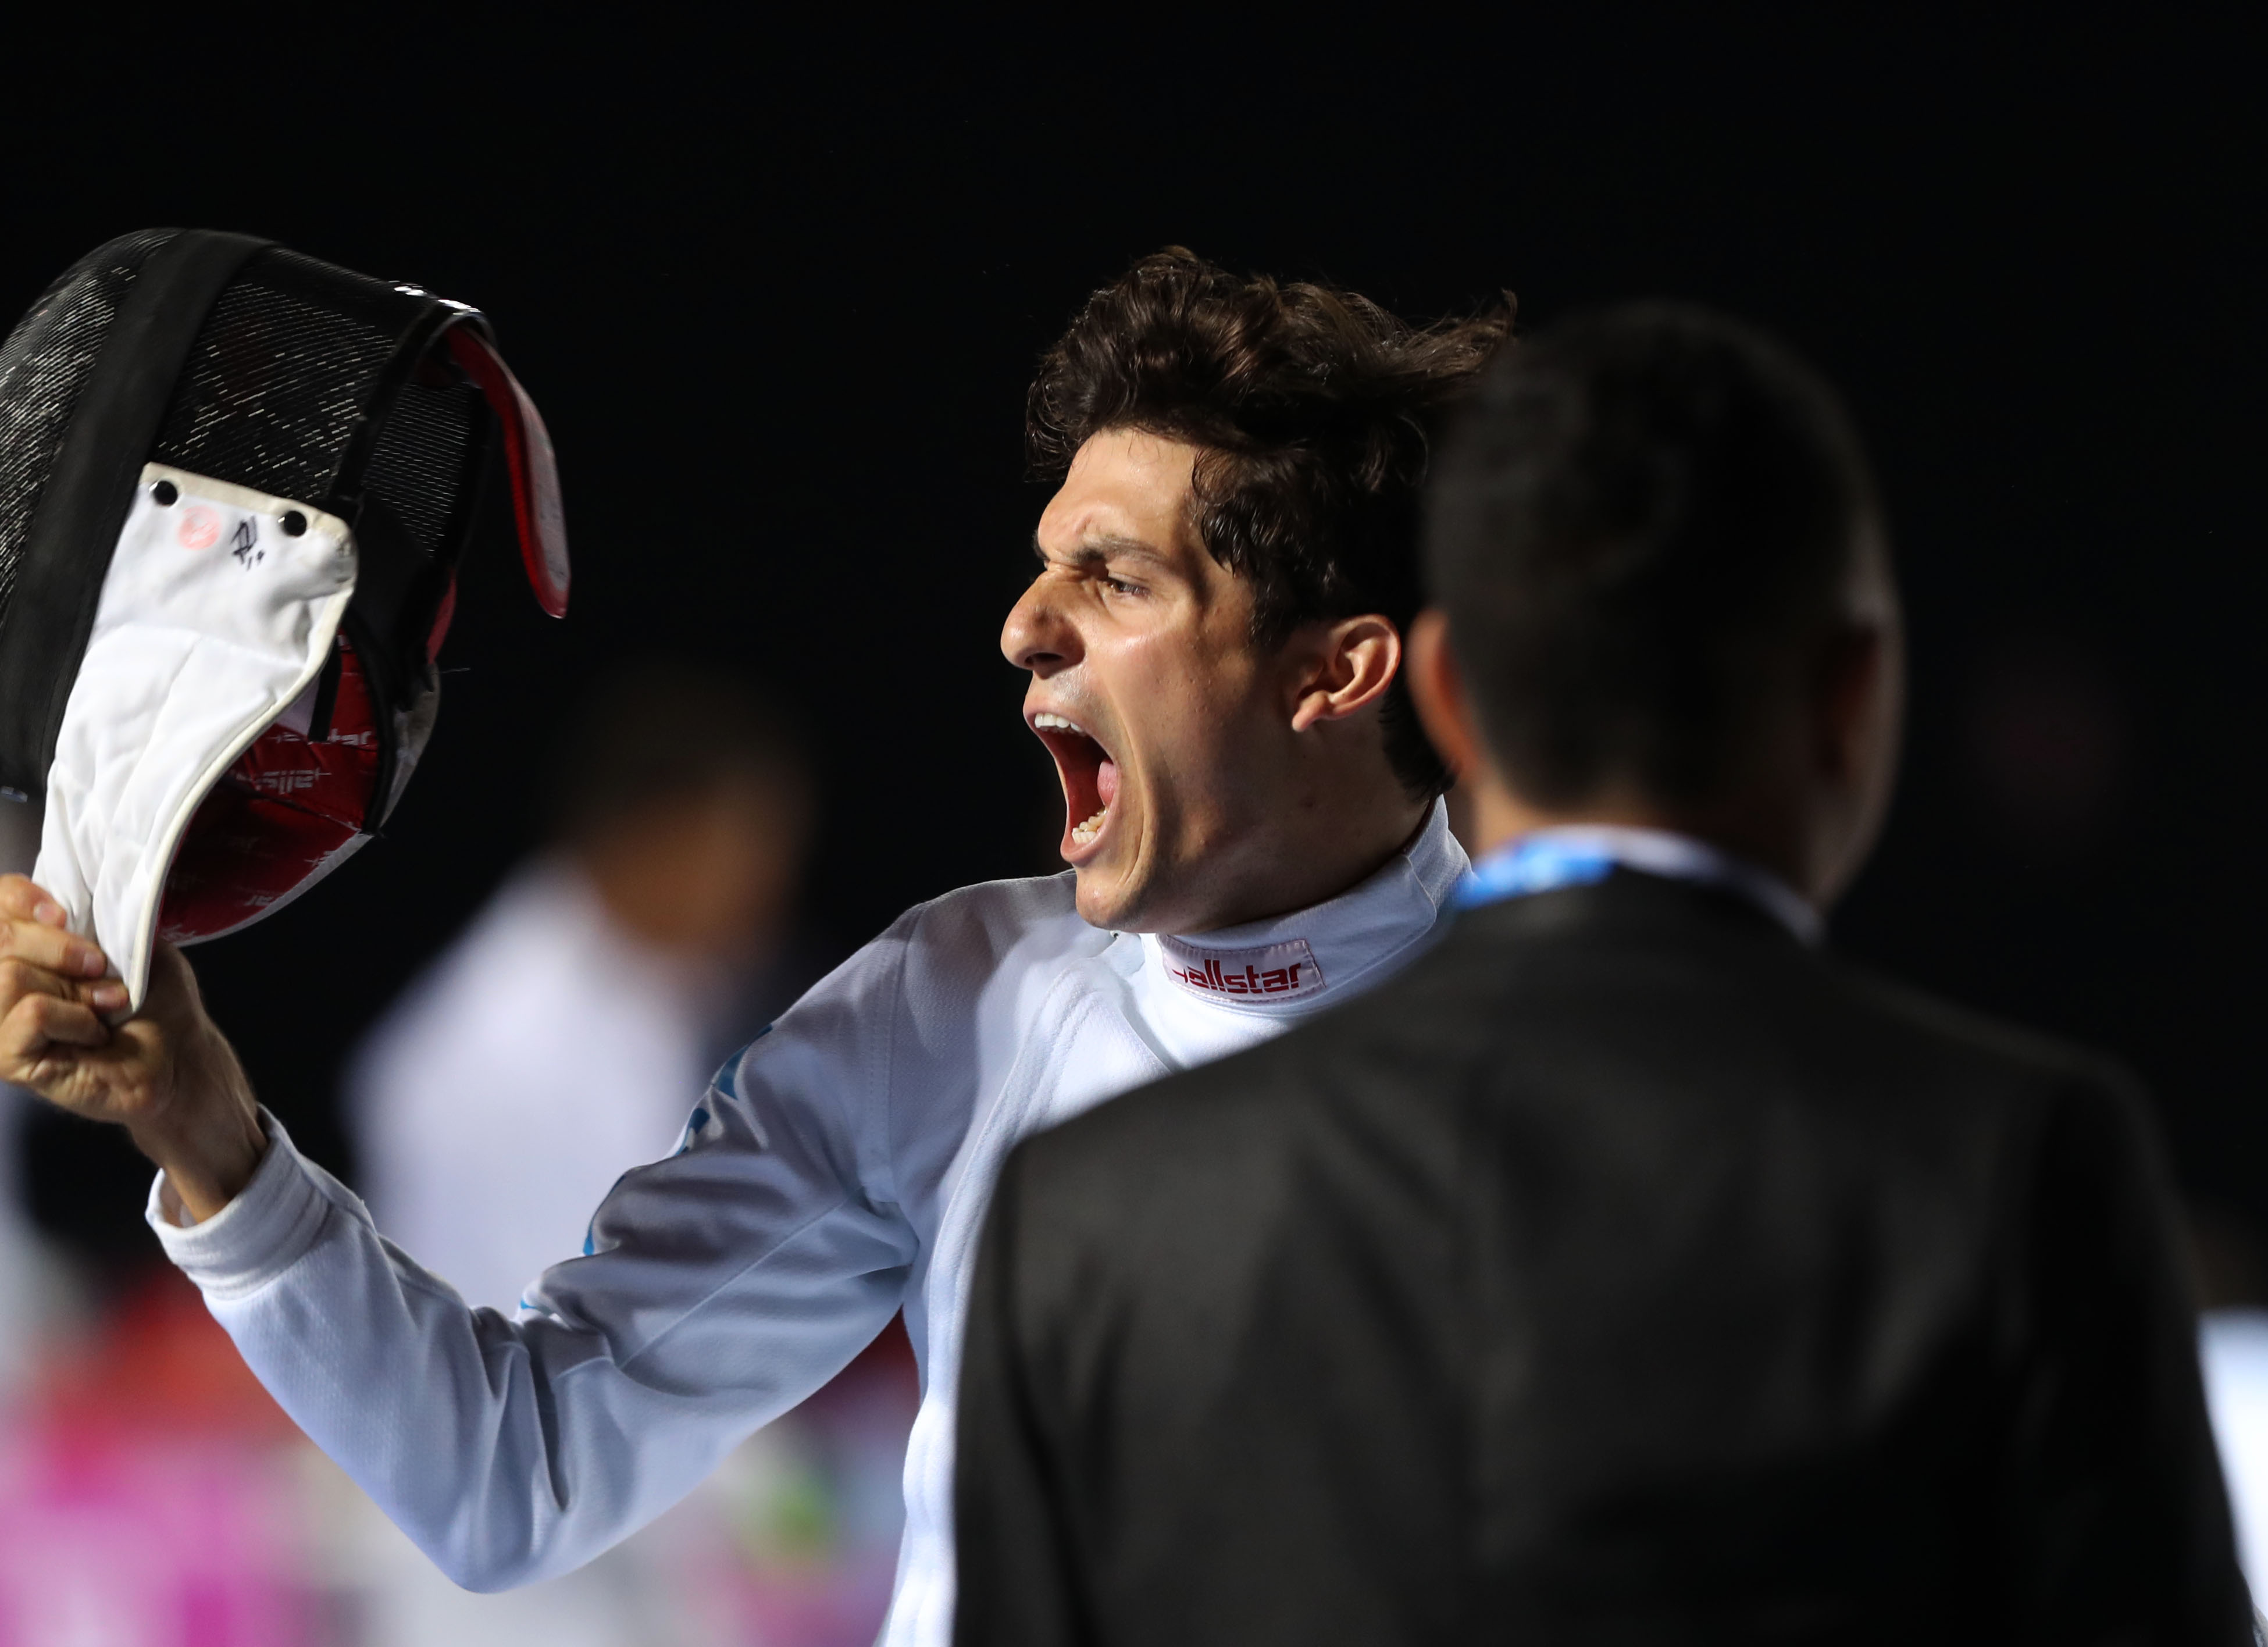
[1027, 248, 1512, 801]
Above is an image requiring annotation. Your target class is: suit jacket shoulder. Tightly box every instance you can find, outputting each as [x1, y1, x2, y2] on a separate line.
[960, 872, 2249, 1646]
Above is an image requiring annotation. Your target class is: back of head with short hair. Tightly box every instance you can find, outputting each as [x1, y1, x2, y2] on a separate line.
[1427, 304, 1881, 808]
[550, 659, 812, 849]
[1028, 248, 1512, 800]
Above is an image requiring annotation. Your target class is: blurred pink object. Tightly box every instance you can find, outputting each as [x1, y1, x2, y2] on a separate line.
[0, 1434, 316, 1645]
[0, 1268, 316, 1646]
[0, 1265, 923, 1644]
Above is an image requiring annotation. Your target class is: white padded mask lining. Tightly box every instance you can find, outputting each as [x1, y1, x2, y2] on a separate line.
[37, 464, 356, 1009]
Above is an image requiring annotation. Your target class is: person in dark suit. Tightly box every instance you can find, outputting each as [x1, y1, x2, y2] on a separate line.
[953, 304, 2253, 1645]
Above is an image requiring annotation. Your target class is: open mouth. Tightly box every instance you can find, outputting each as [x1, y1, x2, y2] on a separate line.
[1031, 711, 1119, 854]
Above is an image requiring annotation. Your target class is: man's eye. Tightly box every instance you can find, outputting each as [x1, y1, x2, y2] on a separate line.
[1103, 576, 1142, 597]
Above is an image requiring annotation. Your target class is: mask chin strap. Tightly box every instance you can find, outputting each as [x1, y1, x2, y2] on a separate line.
[443, 323, 570, 617]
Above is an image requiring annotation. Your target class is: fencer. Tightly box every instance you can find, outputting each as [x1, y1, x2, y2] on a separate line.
[0, 248, 1508, 1647]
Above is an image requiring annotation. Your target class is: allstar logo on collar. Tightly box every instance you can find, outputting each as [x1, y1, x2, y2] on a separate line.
[1158, 935, 1326, 1004]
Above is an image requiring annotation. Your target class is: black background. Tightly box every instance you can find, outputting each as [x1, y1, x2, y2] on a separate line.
[5, 13, 2263, 1254]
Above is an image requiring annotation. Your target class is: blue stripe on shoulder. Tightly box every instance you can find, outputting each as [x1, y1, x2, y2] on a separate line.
[707, 1028, 772, 1101]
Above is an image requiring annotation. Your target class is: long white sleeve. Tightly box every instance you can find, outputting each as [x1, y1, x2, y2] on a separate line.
[148, 818, 1465, 1645]
[149, 917, 925, 1591]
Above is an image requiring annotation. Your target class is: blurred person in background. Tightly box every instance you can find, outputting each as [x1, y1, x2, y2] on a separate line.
[348, 661, 819, 1314]
[331, 663, 894, 1646]
[955, 305, 2253, 1645]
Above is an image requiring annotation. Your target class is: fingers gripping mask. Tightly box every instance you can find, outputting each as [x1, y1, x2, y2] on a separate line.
[0, 230, 569, 1010]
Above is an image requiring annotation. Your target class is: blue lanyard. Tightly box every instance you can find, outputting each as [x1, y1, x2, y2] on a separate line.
[1454, 834, 1618, 908]
[1454, 826, 1823, 945]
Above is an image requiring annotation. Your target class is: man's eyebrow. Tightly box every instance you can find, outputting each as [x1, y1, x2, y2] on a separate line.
[1030, 533, 1173, 568]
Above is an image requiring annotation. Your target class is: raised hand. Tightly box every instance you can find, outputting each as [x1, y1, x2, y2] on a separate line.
[0, 874, 265, 1222]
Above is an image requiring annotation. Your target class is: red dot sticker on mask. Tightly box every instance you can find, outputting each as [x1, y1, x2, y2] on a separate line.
[178, 507, 221, 550]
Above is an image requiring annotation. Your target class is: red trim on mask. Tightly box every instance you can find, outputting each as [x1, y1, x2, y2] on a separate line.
[156, 637, 382, 942]
[444, 326, 569, 618]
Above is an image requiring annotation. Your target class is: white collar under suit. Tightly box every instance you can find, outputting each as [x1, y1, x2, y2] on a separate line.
[151, 803, 1469, 1647]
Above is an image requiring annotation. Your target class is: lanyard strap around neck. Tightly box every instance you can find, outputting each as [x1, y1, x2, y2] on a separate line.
[1454, 825, 1823, 946]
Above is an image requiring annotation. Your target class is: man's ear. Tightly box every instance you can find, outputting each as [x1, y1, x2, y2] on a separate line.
[1289, 615, 1403, 732]
[1403, 609, 1483, 778]
[1813, 623, 1892, 785]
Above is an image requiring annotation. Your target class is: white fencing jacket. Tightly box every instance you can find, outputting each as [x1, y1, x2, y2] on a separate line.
[150, 803, 1467, 1647]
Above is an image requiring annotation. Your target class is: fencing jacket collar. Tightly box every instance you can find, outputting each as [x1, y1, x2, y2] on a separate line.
[1130, 801, 1467, 1067]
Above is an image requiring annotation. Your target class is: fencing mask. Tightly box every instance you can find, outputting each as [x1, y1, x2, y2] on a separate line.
[0, 230, 568, 1010]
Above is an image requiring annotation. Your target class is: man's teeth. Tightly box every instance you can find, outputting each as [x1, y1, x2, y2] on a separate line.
[1038, 714, 1107, 847]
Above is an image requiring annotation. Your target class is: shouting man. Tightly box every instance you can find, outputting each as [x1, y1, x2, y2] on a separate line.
[0, 249, 1507, 1646]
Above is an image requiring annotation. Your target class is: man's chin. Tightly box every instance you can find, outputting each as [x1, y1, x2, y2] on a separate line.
[1071, 857, 1154, 934]
[1071, 862, 1129, 931]
[1074, 855, 1213, 937]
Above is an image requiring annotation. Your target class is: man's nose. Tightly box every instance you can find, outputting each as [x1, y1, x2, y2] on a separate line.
[1001, 580, 1080, 676]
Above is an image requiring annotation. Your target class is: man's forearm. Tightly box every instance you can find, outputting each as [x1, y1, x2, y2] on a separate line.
[139, 1023, 268, 1224]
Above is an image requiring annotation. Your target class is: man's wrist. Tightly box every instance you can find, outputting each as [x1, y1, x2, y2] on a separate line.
[146, 1111, 263, 1225]
[134, 1031, 266, 1224]
[140, 1103, 266, 1224]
